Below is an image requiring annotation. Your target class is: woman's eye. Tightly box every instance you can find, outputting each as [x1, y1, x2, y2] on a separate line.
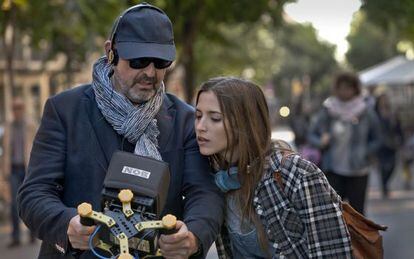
[211, 117, 222, 122]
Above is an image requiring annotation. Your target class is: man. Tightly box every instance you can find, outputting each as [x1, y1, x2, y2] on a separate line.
[18, 3, 223, 258]
[3, 98, 37, 247]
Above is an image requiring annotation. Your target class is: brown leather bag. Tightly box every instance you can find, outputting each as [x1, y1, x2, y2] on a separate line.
[274, 153, 388, 258]
[341, 202, 387, 259]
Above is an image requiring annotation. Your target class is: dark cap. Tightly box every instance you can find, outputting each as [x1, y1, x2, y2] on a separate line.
[112, 3, 176, 61]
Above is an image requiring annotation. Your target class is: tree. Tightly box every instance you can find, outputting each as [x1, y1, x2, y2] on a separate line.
[271, 22, 338, 100]
[153, 0, 293, 102]
[2, 0, 297, 104]
[1, 0, 125, 120]
[1, 0, 29, 121]
[346, 11, 401, 71]
[361, 0, 414, 43]
[20, 0, 124, 87]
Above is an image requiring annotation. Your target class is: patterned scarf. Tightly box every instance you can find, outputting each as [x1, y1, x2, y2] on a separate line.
[91, 56, 164, 160]
[323, 95, 367, 122]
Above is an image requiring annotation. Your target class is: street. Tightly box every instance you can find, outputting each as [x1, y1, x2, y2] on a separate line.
[1, 168, 413, 259]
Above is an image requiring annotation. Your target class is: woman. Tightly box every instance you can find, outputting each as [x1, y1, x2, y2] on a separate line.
[195, 77, 352, 258]
[308, 72, 381, 214]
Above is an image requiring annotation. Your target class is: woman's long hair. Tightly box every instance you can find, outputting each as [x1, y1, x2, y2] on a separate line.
[196, 76, 272, 252]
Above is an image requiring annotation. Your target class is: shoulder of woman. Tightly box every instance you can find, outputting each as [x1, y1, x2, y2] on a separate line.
[268, 149, 321, 184]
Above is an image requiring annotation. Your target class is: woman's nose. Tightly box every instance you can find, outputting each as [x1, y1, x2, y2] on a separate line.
[195, 118, 206, 132]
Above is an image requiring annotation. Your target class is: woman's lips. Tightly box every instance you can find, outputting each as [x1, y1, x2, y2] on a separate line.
[197, 136, 209, 144]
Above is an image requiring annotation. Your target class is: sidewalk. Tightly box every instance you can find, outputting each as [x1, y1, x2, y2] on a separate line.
[0, 224, 40, 258]
[365, 164, 414, 259]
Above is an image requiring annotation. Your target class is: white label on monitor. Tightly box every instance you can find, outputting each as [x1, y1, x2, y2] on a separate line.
[121, 166, 151, 179]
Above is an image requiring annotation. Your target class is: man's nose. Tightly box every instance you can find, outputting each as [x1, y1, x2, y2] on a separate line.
[142, 62, 156, 77]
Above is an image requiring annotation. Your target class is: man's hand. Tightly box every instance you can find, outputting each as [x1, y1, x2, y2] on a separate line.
[158, 220, 200, 259]
[67, 215, 96, 250]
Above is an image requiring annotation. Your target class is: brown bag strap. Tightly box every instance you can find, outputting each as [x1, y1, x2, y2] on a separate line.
[274, 169, 284, 188]
[273, 150, 295, 190]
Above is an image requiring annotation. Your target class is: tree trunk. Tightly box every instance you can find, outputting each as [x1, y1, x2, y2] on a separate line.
[182, 35, 195, 103]
[2, 5, 17, 122]
[180, 2, 203, 104]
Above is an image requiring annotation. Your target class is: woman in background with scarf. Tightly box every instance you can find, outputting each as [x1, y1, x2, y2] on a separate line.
[308, 72, 381, 215]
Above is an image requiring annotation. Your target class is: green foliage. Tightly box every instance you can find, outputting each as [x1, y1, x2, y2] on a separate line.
[346, 11, 401, 71]
[22, 0, 125, 65]
[151, 0, 293, 100]
[361, 0, 414, 43]
[194, 21, 282, 87]
[1, 0, 127, 70]
[193, 19, 338, 104]
[2, 0, 338, 104]
[272, 23, 338, 98]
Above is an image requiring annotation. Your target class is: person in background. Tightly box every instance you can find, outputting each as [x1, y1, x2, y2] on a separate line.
[402, 132, 414, 190]
[374, 90, 403, 198]
[2, 98, 37, 248]
[18, 3, 223, 258]
[195, 77, 352, 258]
[308, 72, 381, 214]
[290, 96, 322, 166]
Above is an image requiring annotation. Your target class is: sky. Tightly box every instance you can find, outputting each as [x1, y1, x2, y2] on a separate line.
[284, 0, 362, 61]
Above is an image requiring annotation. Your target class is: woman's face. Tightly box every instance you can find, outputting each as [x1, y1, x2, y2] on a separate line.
[195, 91, 229, 157]
[336, 82, 357, 101]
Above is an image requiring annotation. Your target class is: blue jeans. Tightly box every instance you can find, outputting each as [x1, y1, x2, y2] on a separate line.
[228, 227, 270, 259]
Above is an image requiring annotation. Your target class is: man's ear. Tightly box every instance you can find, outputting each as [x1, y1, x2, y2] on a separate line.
[104, 40, 112, 58]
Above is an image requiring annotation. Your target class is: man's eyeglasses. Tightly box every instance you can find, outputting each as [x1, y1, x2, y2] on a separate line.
[128, 57, 173, 69]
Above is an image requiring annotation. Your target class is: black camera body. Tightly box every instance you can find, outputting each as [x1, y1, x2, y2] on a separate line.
[103, 151, 170, 215]
[79, 151, 172, 258]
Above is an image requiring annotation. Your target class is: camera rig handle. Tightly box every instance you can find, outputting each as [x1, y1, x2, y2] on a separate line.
[77, 189, 177, 259]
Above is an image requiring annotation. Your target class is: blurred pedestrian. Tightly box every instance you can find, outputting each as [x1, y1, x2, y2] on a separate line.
[402, 132, 414, 190]
[290, 96, 322, 166]
[289, 95, 310, 149]
[2, 98, 37, 247]
[308, 72, 381, 214]
[374, 90, 403, 198]
[195, 77, 352, 258]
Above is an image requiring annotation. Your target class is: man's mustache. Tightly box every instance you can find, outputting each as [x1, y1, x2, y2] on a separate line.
[135, 74, 157, 85]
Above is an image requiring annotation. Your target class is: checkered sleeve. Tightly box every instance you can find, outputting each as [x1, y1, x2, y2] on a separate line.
[294, 161, 353, 258]
[215, 226, 232, 259]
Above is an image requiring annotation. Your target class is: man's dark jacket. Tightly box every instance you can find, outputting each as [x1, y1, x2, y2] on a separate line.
[18, 84, 224, 258]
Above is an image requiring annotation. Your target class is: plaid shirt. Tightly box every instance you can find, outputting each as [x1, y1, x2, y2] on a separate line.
[216, 150, 352, 258]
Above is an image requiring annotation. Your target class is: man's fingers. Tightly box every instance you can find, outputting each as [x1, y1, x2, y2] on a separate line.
[68, 233, 92, 250]
[159, 220, 187, 244]
[67, 215, 96, 250]
[160, 232, 188, 244]
[77, 226, 95, 235]
[159, 238, 190, 250]
[70, 242, 90, 250]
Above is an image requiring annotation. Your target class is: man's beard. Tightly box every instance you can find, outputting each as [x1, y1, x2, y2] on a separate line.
[113, 72, 159, 104]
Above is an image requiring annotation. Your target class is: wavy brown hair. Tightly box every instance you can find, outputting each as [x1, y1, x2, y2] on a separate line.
[196, 76, 272, 253]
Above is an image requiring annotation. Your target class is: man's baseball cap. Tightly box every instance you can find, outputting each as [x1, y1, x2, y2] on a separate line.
[112, 3, 176, 61]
